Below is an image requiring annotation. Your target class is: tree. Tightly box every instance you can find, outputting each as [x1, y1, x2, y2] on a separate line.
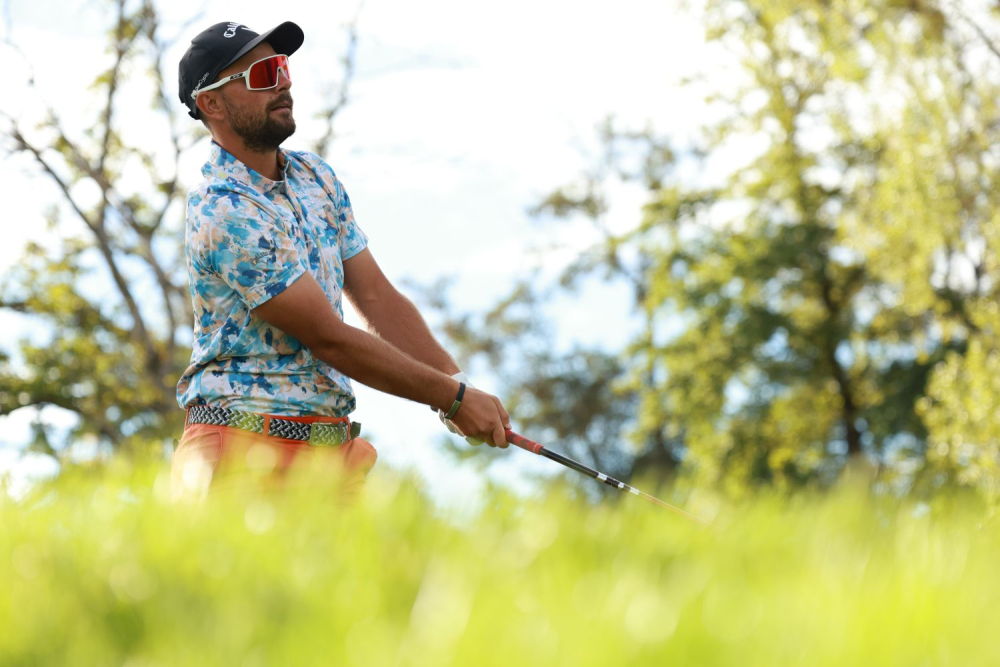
[913, 1, 1000, 500]
[447, 0, 1000, 498]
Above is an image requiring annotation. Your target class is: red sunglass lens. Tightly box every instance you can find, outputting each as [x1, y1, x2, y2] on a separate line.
[248, 56, 290, 89]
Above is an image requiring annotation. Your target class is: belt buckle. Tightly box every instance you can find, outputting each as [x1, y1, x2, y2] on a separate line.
[308, 422, 349, 447]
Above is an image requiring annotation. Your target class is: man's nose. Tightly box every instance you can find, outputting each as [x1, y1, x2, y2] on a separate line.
[276, 67, 291, 91]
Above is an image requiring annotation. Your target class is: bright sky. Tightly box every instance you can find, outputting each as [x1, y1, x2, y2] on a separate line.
[0, 0, 711, 507]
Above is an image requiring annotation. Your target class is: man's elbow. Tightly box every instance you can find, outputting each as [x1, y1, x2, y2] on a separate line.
[348, 286, 393, 314]
[348, 286, 410, 331]
[302, 317, 352, 360]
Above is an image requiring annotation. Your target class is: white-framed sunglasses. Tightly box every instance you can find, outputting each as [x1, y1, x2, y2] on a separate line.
[191, 54, 291, 100]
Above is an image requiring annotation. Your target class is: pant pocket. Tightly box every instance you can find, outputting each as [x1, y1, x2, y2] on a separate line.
[342, 436, 378, 475]
[171, 427, 224, 501]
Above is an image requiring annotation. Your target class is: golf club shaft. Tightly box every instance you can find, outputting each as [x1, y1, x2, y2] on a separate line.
[504, 429, 704, 524]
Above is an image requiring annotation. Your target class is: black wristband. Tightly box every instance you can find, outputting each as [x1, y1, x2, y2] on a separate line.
[444, 382, 466, 420]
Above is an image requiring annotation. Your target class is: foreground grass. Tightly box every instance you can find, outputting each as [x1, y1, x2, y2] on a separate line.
[1, 460, 996, 666]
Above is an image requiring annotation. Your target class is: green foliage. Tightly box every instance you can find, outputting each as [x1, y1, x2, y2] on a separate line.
[506, 0, 1000, 499]
[0, 238, 186, 444]
[1, 460, 998, 664]
[920, 300, 1000, 498]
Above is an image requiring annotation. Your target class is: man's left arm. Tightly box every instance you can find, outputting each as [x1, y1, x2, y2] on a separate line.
[343, 248, 461, 375]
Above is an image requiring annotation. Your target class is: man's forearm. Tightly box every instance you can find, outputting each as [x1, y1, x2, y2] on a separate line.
[313, 321, 459, 411]
[355, 289, 460, 375]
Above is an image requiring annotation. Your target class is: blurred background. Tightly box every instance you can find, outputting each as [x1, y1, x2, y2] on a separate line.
[3, 0, 1000, 508]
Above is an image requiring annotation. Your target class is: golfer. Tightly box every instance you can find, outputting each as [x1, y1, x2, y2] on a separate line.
[172, 20, 510, 498]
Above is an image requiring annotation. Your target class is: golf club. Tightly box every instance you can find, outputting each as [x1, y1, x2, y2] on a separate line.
[505, 429, 705, 524]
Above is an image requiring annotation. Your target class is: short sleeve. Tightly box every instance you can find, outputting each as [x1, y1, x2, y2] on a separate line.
[190, 189, 308, 309]
[341, 208, 368, 261]
[305, 154, 369, 261]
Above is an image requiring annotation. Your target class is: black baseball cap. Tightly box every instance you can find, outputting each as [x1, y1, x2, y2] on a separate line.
[178, 21, 304, 120]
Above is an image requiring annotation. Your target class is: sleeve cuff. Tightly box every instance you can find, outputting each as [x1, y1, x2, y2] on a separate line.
[242, 265, 307, 309]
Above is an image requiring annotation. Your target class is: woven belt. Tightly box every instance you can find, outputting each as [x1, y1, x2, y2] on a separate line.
[186, 405, 360, 446]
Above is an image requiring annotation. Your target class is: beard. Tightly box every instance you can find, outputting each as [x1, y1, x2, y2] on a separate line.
[221, 92, 296, 153]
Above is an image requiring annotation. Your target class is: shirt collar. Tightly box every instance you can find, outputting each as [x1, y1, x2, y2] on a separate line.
[203, 141, 289, 193]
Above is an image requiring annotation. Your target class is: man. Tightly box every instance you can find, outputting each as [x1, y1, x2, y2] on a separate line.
[172, 21, 510, 499]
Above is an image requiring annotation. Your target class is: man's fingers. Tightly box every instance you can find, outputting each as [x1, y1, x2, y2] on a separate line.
[449, 389, 513, 449]
[492, 424, 508, 449]
[493, 396, 511, 429]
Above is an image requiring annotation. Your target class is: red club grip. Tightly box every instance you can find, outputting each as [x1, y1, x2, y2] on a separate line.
[505, 429, 543, 454]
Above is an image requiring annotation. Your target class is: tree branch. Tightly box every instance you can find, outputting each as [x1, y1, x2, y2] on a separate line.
[313, 8, 361, 157]
[98, 0, 133, 174]
[44, 119, 182, 356]
[948, 0, 1000, 64]
[0, 299, 27, 313]
[9, 124, 157, 365]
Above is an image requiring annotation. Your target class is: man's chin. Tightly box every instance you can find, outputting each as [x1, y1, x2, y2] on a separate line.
[236, 124, 296, 153]
[273, 116, 296, 137]
[266, 118, 296, 145]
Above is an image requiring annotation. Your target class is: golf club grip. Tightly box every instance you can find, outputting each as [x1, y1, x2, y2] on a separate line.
[505, 429, 543, 454]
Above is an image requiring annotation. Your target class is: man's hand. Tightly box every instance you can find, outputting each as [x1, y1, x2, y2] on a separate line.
[449, 387, 511, 448]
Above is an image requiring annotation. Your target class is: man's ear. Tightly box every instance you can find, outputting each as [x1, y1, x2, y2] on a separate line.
[196, 91, 225, 123]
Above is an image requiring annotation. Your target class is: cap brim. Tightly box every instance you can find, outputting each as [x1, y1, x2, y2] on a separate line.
[222, 21, 304, 70]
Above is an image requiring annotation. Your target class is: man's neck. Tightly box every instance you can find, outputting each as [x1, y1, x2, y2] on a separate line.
[215, 137, 283, 181]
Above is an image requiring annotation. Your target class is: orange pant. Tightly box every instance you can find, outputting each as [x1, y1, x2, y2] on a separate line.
[170, 414, 377, 502]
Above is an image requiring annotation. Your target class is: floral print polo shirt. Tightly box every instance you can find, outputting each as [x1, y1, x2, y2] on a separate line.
[176, 142, 368, 417]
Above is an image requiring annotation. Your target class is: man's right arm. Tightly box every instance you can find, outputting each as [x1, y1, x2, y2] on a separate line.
[252, 271, 511, 447]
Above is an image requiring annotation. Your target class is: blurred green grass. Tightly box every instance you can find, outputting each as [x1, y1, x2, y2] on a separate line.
[1, 459, 996, 666]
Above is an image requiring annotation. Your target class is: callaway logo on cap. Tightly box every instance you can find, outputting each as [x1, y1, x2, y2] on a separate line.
[178, 20, 304, 120]
[223, 22, 255, 38]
